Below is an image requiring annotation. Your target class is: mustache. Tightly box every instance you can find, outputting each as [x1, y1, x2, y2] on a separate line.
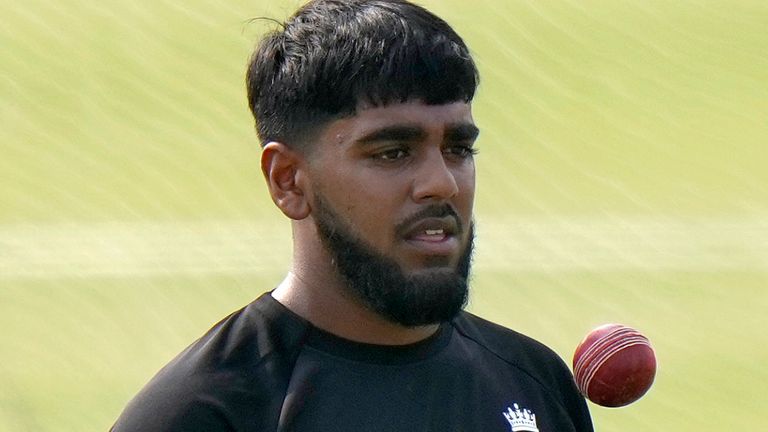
[395, 204, 463, 237]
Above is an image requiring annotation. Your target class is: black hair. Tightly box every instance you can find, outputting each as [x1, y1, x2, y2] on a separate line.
[246, 0, 478, 149]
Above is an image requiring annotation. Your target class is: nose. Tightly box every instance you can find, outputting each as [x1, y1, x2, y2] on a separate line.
[411, 149, 460, 202]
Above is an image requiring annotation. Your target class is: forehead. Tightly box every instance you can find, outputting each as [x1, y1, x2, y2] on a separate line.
[318, 101, 475, 146]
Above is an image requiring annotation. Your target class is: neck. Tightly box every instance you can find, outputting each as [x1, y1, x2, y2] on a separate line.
[271, 271, 439, 346]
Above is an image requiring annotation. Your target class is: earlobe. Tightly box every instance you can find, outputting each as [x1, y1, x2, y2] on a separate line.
[261, 142, 311, 220]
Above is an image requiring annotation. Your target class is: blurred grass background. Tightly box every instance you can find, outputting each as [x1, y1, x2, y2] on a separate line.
[1, 0, 767, 430]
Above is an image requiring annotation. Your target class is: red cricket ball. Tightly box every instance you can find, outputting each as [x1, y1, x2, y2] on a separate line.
[572, 323, 656, 407]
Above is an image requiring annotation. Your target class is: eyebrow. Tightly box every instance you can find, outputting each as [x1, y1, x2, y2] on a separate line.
[355, 123, 479, 146]
[356, 125, 427, 145]
[444, 123, 480, 142]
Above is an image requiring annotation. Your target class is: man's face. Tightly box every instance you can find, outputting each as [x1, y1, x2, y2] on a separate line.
[305, 100, 478, 326]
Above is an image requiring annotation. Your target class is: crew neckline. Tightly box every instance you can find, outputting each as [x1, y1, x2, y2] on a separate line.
[260, 292, 453, 365]
[305, 320, 451, 365]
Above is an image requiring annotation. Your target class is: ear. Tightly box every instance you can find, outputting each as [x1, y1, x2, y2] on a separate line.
[261, 142, 311, 220]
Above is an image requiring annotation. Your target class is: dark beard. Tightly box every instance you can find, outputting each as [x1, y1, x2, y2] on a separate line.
[312, 195, 473, 327]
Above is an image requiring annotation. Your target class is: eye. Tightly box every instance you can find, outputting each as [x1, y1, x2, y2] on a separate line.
[373, 147, 410, 161]
[444, 144, 478, 159]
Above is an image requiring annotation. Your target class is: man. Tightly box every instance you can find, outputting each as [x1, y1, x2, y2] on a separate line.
[112, 1, 593, 431]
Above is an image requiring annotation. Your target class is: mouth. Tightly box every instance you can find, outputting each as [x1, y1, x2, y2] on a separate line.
[402, 217, 461, 255]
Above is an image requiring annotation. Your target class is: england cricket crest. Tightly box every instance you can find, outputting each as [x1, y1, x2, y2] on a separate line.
[503, 403, 539, 432]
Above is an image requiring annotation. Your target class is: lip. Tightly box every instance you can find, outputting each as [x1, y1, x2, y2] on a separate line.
[405, 235, 460, 256]
[401, 216, 461, 256]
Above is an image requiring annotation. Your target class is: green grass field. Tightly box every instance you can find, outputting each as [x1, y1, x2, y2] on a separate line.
[2, 0, 767, 430]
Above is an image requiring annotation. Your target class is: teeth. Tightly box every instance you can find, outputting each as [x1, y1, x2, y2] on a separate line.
[425, 229, 444, 236]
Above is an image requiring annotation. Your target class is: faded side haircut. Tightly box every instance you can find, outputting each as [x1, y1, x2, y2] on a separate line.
[246, 0, 478, 150]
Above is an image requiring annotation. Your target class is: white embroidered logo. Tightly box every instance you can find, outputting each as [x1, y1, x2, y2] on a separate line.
[503, 403, 539, 432]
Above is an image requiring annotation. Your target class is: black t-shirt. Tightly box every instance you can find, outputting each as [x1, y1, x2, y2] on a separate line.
[112, 293, 593, 432]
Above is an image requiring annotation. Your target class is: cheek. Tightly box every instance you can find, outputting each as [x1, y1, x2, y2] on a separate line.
[457, 165, 476, 201]
[321, 181, 399, 233]
[463, 167, 476, 190]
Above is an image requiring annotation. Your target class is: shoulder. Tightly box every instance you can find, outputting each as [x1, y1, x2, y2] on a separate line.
[111, 293, 310, 432]
[452, 311, 566, 366]
[450, 311, 579, 400]
[450, 312, 594, 430]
